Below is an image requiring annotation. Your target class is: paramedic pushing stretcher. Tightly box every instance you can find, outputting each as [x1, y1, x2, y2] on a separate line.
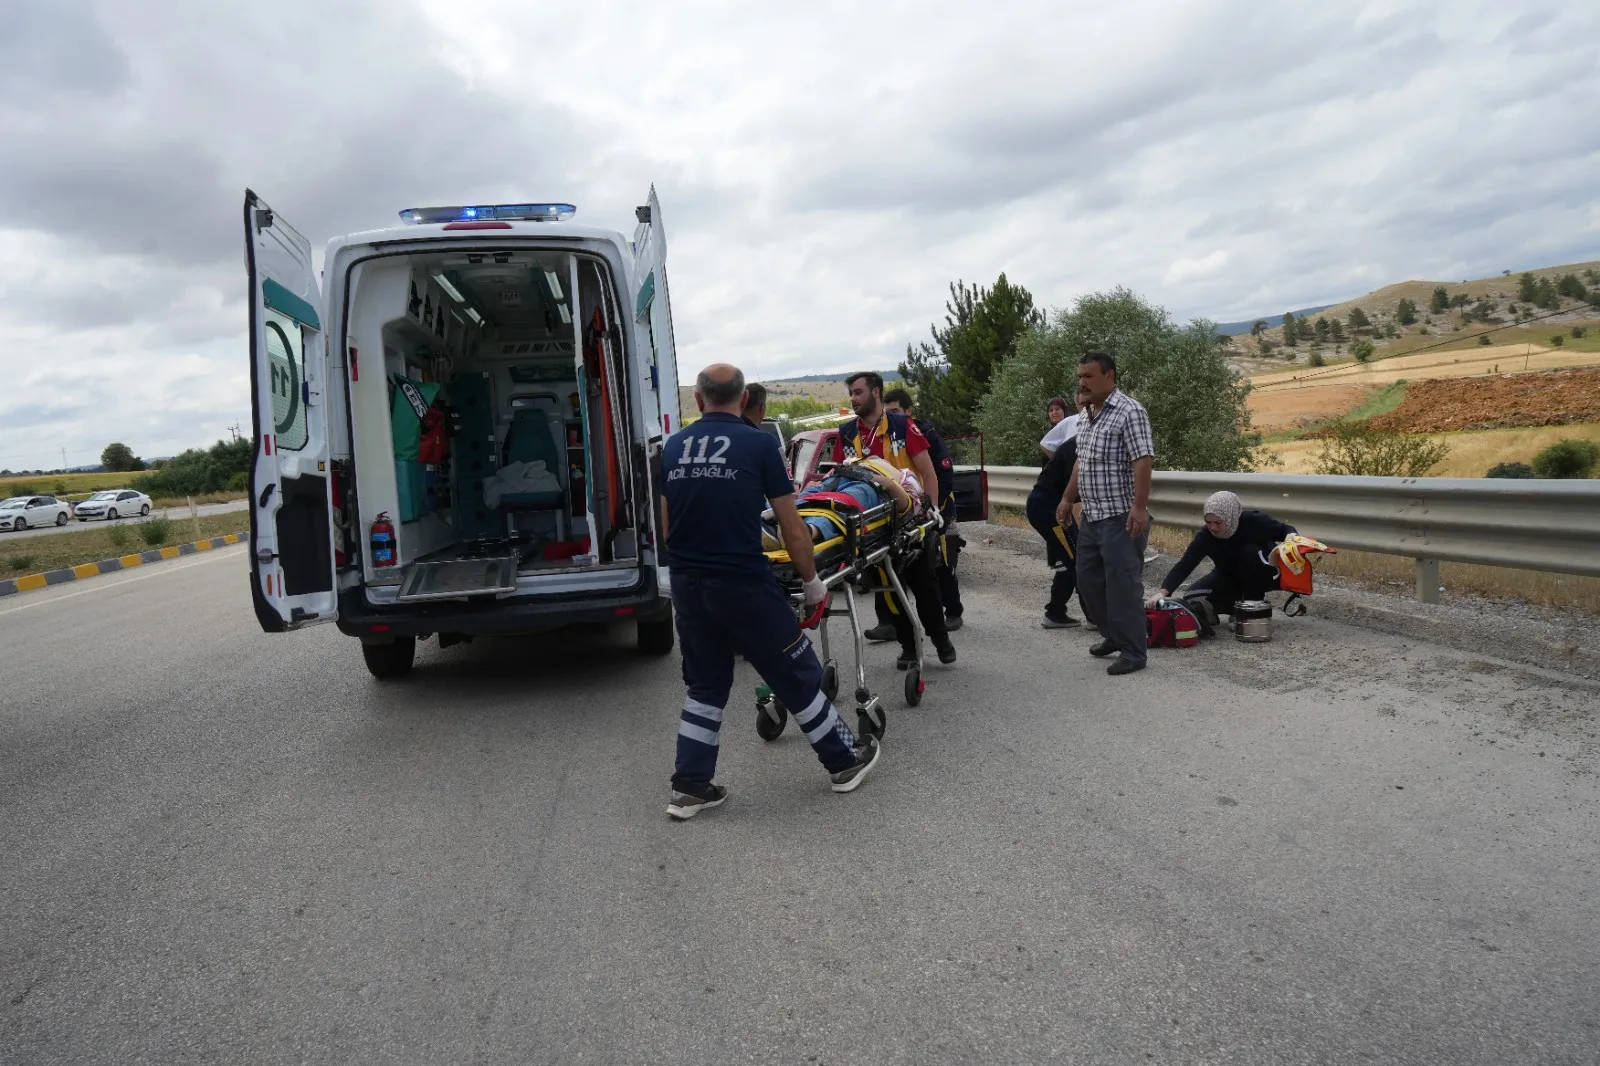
[660, 364, 881, 821]
[841, 372, 957, 669]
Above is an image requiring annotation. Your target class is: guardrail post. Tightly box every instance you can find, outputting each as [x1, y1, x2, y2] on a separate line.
[1415, 558, 1441, 604]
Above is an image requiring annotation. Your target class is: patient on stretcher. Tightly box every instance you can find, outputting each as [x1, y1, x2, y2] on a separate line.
[762, 457, 925, 550]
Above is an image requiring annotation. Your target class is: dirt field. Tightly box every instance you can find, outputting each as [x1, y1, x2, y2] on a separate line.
[1367, 367, 1600, 433]
[1261, 422, 1600, 476]
[1245, 344, 1600, 430]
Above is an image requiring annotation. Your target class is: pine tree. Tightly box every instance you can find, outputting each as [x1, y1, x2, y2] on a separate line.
[1518, 272, 1538, 303]
[1280, 311, 1298, 346]
[1347, 306, 1370, 331]
[1430, 286, 1449, 313]
[898, 274, 1043, 434]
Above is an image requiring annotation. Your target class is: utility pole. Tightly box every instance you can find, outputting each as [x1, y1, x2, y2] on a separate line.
[61, 447, 68, 471]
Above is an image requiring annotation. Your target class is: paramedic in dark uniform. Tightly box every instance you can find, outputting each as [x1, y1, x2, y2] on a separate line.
[660, 364, 881, 820]
[883, 388, 964, 630]
[840, 371, 956, 668]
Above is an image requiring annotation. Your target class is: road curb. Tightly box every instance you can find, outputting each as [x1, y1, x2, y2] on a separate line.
[0, 532, 247, 598]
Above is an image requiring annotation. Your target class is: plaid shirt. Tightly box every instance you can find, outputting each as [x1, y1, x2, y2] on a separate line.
[1075, 389, 1154, 522]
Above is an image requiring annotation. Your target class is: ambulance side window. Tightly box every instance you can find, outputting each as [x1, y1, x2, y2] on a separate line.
[266, 309, 310, 451]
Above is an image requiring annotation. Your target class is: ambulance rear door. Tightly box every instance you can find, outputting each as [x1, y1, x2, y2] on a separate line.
[633, 186, 681, 599]
[632, 185, 681, 438]
[244, 189, 339, 632]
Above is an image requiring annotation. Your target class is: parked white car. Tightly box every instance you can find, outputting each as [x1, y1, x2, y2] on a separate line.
[73, 490, 154, 521]
[0, 495, 72, 531]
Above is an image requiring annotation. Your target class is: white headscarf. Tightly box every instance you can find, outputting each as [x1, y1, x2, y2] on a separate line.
[1204, 490, 1243, 539]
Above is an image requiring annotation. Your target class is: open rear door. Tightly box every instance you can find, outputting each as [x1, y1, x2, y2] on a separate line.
[632, 185, 681, 438]
[244, 189, 338, 632]
[633, 186, 680, 600]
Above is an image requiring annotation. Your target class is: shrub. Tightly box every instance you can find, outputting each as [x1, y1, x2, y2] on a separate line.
[1313, 421, 1450, 478]
[1531, 439, 1600, 479]
[7, 482, 38, 496]
[1572, 325, 1588, 338]
[1351, 340, 1375, 363]
[138, 517, 172, 546]
[1551, 334, 1564, 347]
[226, 471, 248, 492]
[1479, 334, 1493, 345]
[1485, 462, 1533, 479]
[9, 555, 38, 573]
[1308, 351, 1327, 367]
[975, 288, 1260, 471]
[106, 524, 130, 549]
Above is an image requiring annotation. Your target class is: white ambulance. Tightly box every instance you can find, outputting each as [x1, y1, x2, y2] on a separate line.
[244, 191, 681, 677]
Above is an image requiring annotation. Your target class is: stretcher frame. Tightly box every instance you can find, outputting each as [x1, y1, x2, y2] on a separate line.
[757, 495, 943, 742]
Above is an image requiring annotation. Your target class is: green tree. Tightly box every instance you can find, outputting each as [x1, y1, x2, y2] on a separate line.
[898, 274, 1043, 435]
[1551, 334, 1565, 347]
[1351, 339, 1375, 363]
[1297, 317, 1315, 340]
[975, 287, 1259, 471]
[1395, 298, 1418, 325]
[1330, 319, 1346, 344]
[101, 442, 145, 472]
[132, 438, 253, 498]
[1308, 351, 1326, 367]
[1430, 286, 1450, 313]
[1535, 277, 1559, 309]
[1280, 311, 1297, 346]
[1312, 421, 1449, 477]
[1250, 319, 1268, 340]
[1518, 272, 1538, 302]
[1314, 317, 1331, 342]
[1347, 306, 1370, 331]
[1557, 273, 1588, 301]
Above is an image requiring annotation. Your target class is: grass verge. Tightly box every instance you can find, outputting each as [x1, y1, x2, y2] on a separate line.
[1, 513, 247, 576]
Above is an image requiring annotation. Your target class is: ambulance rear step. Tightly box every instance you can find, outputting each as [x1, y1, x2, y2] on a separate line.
[395, 555, 518, 602]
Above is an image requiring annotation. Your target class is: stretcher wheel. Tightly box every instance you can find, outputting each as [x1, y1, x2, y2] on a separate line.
[904, 666, 924, 707]
[822, 660, 839, 703]
[756, 698, 788, 742]
[856, 700, 886, 740]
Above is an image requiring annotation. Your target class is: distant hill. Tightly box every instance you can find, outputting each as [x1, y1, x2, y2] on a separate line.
[1215, 305, 1337, 336]
[765, 370, 900, 384]
[1234, 258, 1600, 365]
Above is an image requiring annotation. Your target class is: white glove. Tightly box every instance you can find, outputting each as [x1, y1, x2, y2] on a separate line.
[802, 575, 828, 607]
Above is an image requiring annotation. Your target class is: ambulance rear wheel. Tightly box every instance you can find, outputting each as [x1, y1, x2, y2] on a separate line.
[904, 666, 923, 707]
[637, 614, 675, 656]
[821, 660, 839, 703]
[756, 699, 788, 742]
[362, 637, 416, 680]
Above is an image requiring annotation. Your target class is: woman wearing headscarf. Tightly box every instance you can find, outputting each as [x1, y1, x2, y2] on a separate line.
[1150, 491, 1297, 621]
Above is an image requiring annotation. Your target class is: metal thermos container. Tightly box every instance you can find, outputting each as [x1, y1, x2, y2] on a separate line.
[1233, 600, 1273, 642]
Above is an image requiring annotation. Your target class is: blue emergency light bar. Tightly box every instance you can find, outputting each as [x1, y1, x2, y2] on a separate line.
[398, 203, 577, 224]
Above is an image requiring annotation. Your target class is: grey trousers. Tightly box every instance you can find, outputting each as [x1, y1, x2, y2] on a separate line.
[1077, 514, 1149, 666]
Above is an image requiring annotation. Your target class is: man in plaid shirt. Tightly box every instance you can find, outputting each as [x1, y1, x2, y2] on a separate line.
[1056, 352, 1154, 675]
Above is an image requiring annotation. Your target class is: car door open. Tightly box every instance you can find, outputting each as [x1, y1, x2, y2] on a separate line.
[244, 189, 338, 631]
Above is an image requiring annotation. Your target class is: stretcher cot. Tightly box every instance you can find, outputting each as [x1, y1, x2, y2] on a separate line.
[755, 470, 944, 742]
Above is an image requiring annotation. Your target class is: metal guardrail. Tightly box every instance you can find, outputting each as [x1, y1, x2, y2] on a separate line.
[964, 466, 1600, 603]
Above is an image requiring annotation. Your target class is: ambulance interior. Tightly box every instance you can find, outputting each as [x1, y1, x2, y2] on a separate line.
[346, 249, 643, 602]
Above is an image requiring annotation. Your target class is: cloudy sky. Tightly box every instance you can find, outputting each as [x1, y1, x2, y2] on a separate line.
[1, 0, 1596, 470]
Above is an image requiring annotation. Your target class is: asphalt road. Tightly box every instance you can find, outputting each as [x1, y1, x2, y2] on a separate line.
[4, 538, 1598, 1065]
[3, 499, 249, 541]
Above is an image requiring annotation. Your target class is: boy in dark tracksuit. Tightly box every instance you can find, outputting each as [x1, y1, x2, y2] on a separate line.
[1026, 435, 1086, 628]
[661, 364, 880, 821]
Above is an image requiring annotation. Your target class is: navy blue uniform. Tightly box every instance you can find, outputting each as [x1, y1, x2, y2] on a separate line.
[662, 412, 858, 791]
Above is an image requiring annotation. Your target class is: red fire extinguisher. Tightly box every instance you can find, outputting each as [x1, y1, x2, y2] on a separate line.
[371, 512, 396, 567]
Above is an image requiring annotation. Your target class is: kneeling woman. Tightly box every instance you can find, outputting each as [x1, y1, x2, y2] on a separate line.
[1152, 491, 1296, 620]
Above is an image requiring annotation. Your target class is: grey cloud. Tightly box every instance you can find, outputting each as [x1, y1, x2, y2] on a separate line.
[0, 0, 130, 98]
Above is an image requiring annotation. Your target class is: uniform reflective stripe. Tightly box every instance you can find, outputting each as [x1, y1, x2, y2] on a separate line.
[678, 721, 721, 746]
[684, 698, 724, 723]
[791, 692, 839, 742]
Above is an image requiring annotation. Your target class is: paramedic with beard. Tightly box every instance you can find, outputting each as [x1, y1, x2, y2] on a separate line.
[658, 364, 881, 820]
